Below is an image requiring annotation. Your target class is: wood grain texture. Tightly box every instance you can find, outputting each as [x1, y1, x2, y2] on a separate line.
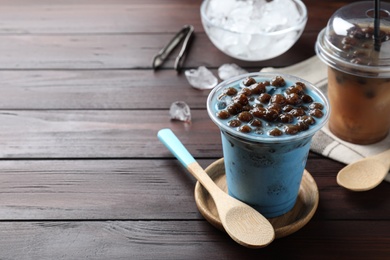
[0, 33, 317, 69]
[0, 110, 220, 158]
[0, 158, 388, 220]
[0, 220, 388, 260]
[0, 70, 211, 109]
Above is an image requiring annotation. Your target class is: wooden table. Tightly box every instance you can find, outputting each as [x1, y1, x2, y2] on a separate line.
[0, 0, 389, 259]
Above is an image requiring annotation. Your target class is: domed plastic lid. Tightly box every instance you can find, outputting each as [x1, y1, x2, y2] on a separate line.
[316, 1, 390, 77]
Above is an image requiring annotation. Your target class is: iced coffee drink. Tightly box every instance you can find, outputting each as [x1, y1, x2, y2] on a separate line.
[316, 2, 390, 144]
[328, 66, 390, 144]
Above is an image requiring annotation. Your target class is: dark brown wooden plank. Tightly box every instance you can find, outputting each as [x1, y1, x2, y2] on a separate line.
[0, 110, 221, 158]
[0, 159, 206, 220]
[0, 158, 388, 220]
[0, 0, 202, 34]
[0, 33, 319, 69]
[0, 70, 212, 109]
[0, 220, 388, 259]
[0, 0, 356, 34]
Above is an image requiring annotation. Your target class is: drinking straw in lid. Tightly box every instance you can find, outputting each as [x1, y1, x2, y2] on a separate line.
[374, 0, 381, 51]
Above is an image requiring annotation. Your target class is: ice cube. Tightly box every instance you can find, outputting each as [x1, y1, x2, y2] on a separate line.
[206, 0, 301, 34]
[218, 63, 248, 80]
[169, 101, 191, 123]
[206, 0, 237, 20]
[185, 66, 218, 90]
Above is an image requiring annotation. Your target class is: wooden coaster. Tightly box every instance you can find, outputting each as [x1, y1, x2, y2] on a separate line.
[195, 158, 319, 239]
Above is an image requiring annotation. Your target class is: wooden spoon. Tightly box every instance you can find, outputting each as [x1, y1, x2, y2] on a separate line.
[158, 128, 275, 248]
[337, 149, 390, 191]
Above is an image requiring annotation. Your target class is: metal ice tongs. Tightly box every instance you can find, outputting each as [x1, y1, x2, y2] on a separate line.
[152, 25, 194, 72]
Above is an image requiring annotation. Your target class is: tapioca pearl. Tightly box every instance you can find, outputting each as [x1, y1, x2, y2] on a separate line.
[217, 110, 230, 119]
[232, 94, 249, 105]
[309, 102, 324, 110]
[238, 87, 252, 96]
[352, 49, 370, 59]
[349, 26, 365, 39]
[269, 128, 283, 136]
[227, 103, 243, 115]
[251, 106, 266, 118]
[342, 44, 353, 51]
[250, 119, 262, 127]
[258, 93, 271, 103]
[224, 87, 238, 96]
[361, 27, 375, 38]
[342, 37, 358, 45]
[335, 72, 345, 84]
[295, 81, 306, 89]
[356, 77, 368, 85]
[282, 105, 294, 112]
[278, 113, 294, 123]
[365, 90, 375, 99]
[302, 94, 314, 103]
[309, 109, 324, 118]
[267, 103, 282, 113]
[297, 121, 309, 131]
[239, 125, 252, 133]
[270, 94, 286, 105]
[242, 104, 251, 111]
[285, 85, 303, 95]
[228, 119, 241, 127]
[298, 115, 316, 125]
[250, 82, 267, 94]
[361, 43, 371, 49]
[271, 76, 286, 87]
[252, 103, 264, 108]
[262, 108, 279, 121]
[243, 77, 256, 86]
[284, 124, 300, 135]
[237, 111, 253, 122]
[289, 108, 306, 117]
[285, 93, 302, 105]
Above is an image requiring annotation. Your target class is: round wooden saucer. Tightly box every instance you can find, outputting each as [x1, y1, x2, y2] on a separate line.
[195, 158, 319, 239]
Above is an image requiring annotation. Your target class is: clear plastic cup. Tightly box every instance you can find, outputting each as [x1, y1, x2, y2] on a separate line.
[316, 1, 390, 144]
[207, 72, 329, 218]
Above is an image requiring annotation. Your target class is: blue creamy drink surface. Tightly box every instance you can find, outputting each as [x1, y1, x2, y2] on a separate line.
[211, 75, 328, 142]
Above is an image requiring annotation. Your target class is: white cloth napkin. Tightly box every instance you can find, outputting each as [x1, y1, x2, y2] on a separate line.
[261, 55, 390, 182]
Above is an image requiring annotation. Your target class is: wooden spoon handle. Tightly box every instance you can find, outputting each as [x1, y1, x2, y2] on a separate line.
[157, 128, 223, 196]
[373, 149, 390, 168]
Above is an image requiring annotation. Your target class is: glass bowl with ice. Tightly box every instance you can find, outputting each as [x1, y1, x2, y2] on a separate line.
[200, 0, 307, 61]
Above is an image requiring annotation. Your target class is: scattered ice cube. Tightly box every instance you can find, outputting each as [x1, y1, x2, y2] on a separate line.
[169, 101, 191, 123]
[185, 66, 218, 90]
[218, 63, 248, 80]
